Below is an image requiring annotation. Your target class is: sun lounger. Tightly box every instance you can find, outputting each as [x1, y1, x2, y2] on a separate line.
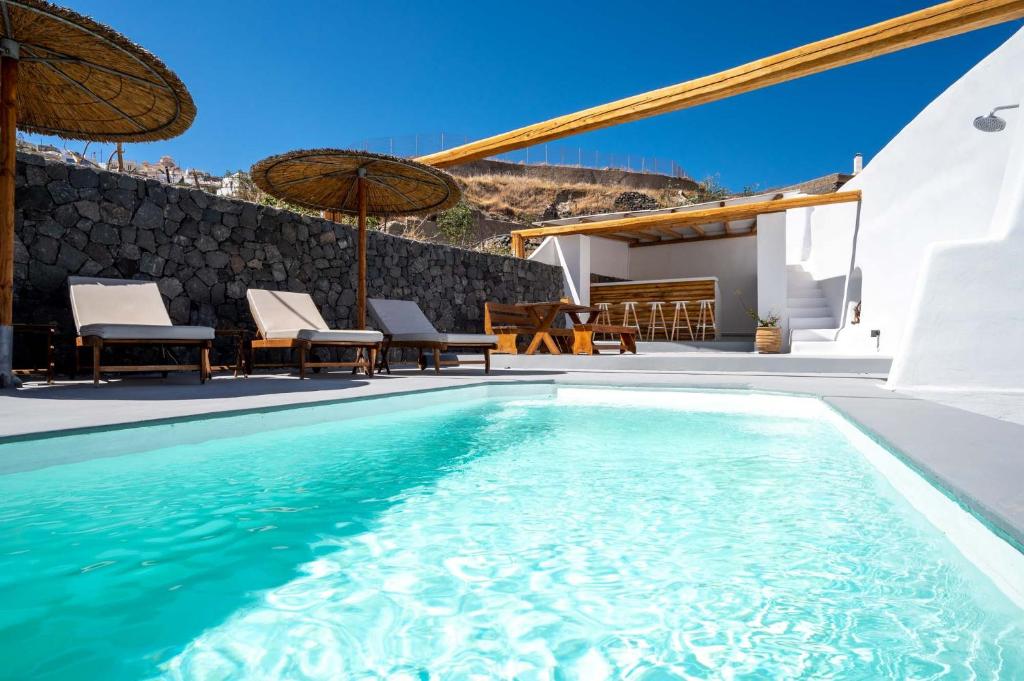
[367, 298, 498, 374]
[68, 276, 215, 385]
[246, 289, 382, 378]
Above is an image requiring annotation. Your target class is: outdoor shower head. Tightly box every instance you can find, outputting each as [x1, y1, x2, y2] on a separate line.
[973, 104, 1019, 132]
[974, 113, 1007, 132]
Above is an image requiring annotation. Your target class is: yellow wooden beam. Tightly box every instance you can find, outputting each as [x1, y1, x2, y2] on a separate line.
[511, 232, 525, 258]
[512, 190, 861, 240]
[417, 0, 1024, 168]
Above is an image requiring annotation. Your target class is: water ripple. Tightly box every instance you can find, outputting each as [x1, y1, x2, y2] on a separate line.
[0, 399, 1021, 679]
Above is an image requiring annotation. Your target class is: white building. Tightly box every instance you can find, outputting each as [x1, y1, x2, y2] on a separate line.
[217, 172, 245, 198]
[528, 25, 1024, 395]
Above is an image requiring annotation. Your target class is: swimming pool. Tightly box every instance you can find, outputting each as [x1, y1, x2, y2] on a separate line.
[0, 385, 1021, 679]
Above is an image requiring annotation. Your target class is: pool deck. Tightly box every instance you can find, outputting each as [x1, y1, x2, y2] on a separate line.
[1, 367, 1022, 549]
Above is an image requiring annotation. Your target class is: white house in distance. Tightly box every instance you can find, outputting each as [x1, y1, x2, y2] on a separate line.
[217, 172, 245, 198]
[525, 25, 1024, 396]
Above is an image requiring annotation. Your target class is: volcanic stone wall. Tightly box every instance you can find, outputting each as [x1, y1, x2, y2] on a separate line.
[13, 153, 564, 372]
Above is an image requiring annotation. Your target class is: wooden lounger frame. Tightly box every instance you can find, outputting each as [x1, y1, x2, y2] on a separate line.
[379, 336, 496, 375]
[75, 336, 212, 386]
[249, 336, 379, 379]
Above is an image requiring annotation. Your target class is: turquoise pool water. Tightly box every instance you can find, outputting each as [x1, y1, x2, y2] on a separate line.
[0, 388, 1022, 679]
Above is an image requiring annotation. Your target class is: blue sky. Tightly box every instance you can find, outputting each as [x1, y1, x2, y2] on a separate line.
[32, 1, 1023, 190]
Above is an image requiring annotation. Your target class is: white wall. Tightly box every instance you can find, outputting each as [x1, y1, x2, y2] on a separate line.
[785, 206, 814, 265]
[888, 80, 1024, 391]
[757, 212, 789, 343]
[804, 27, 1024, 356]
[590, 237, 630, 279]
[627, 236, 757, 334]
[528, 235, 588, 303]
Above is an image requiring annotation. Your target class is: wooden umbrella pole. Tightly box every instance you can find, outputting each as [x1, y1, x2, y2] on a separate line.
[356, 173, 367, 329]
[0, 51, 19, 386]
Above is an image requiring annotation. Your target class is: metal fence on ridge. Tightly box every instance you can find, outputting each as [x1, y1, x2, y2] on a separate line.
[347, 132, 690, 179]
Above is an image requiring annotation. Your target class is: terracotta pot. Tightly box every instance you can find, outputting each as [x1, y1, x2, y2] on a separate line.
[755, 326, 782, 354]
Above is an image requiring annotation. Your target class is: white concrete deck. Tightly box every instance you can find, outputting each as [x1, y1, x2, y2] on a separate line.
[1, 367, 1021, 549]
[493, 341, 892, 375]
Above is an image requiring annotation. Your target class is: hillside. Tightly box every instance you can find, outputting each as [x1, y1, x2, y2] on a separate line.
[450, 159, 698, 223]
[457, 173, 692, 224]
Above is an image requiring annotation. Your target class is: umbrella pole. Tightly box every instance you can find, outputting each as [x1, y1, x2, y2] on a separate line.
[356, 172, 367, 329]
[0, 50, 18, 387]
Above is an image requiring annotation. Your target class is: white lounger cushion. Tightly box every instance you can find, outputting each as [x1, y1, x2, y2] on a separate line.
[247, 289, 380, 343]
[78, 323, 214, 341]
[390, 332, 498, 345]
[68, 276, 214, 338]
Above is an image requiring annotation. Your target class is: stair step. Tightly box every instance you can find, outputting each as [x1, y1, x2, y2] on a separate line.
[789, 306, 832, 318]
[791, 328, 836, 342]
[789, 317, 836, 330]
[788, 282, 822, 292]
[787, 297, 828, 308]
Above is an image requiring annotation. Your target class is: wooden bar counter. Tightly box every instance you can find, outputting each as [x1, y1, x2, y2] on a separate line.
[590, 277, 720, 339]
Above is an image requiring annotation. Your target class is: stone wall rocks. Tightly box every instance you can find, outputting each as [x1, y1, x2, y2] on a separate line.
[14, 153, 564, 372]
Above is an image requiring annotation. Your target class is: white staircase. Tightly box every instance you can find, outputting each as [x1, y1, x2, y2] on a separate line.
[787, 265, 839, 353]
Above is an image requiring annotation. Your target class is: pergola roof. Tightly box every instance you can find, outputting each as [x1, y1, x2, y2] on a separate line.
[510, 190, 862, 256]
[535, 191, 785, 246]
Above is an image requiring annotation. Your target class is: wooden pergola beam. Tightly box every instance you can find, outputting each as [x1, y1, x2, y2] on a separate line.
[630, 229, 757, 249]
[655, 227, 683, 239]
[512, 190, 861, 241]
[417, 0, 1024, 168]
[599, 233, 641, 244]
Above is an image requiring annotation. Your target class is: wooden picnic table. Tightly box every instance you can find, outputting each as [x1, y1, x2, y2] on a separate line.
[520, 301, 603, 355]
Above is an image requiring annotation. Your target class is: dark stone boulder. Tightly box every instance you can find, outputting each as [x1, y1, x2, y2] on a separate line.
[53, 204, 80, 229]
[57, 243, 88, 272]
[74, 200, 100, 222]
[90, 223, 120, 245]
[613, 191, 659, 212]
[100, 202, 132, 226]
[29, 262, 67, 291]
[139, 253, 166, 277]
[30, 235, 60, 265]
[69, 168, 99, 189]
[17, 185, 52, 211]
[132, 200, 164, 230]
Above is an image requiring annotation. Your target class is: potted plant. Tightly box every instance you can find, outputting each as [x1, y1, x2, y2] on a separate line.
[736, 291, 783, 353]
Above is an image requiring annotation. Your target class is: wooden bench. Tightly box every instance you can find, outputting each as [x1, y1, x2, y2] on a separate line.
[484, 302, 572, 354]
[571, 324, 638, 355]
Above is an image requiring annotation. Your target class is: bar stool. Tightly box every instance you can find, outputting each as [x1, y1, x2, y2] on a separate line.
[594, 302, 612, 340]
[670, 300, 695, 341]
[647, 301, 669, 341]
[621, 301, 641, 338]
[696, 299, 717, 341]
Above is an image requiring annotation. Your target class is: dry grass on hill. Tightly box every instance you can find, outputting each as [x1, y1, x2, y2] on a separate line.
[457, 173, 691, 223]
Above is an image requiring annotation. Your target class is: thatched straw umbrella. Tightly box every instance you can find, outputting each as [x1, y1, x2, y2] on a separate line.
[251, 149, 461, 328]
[0, 0, 196, 386]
